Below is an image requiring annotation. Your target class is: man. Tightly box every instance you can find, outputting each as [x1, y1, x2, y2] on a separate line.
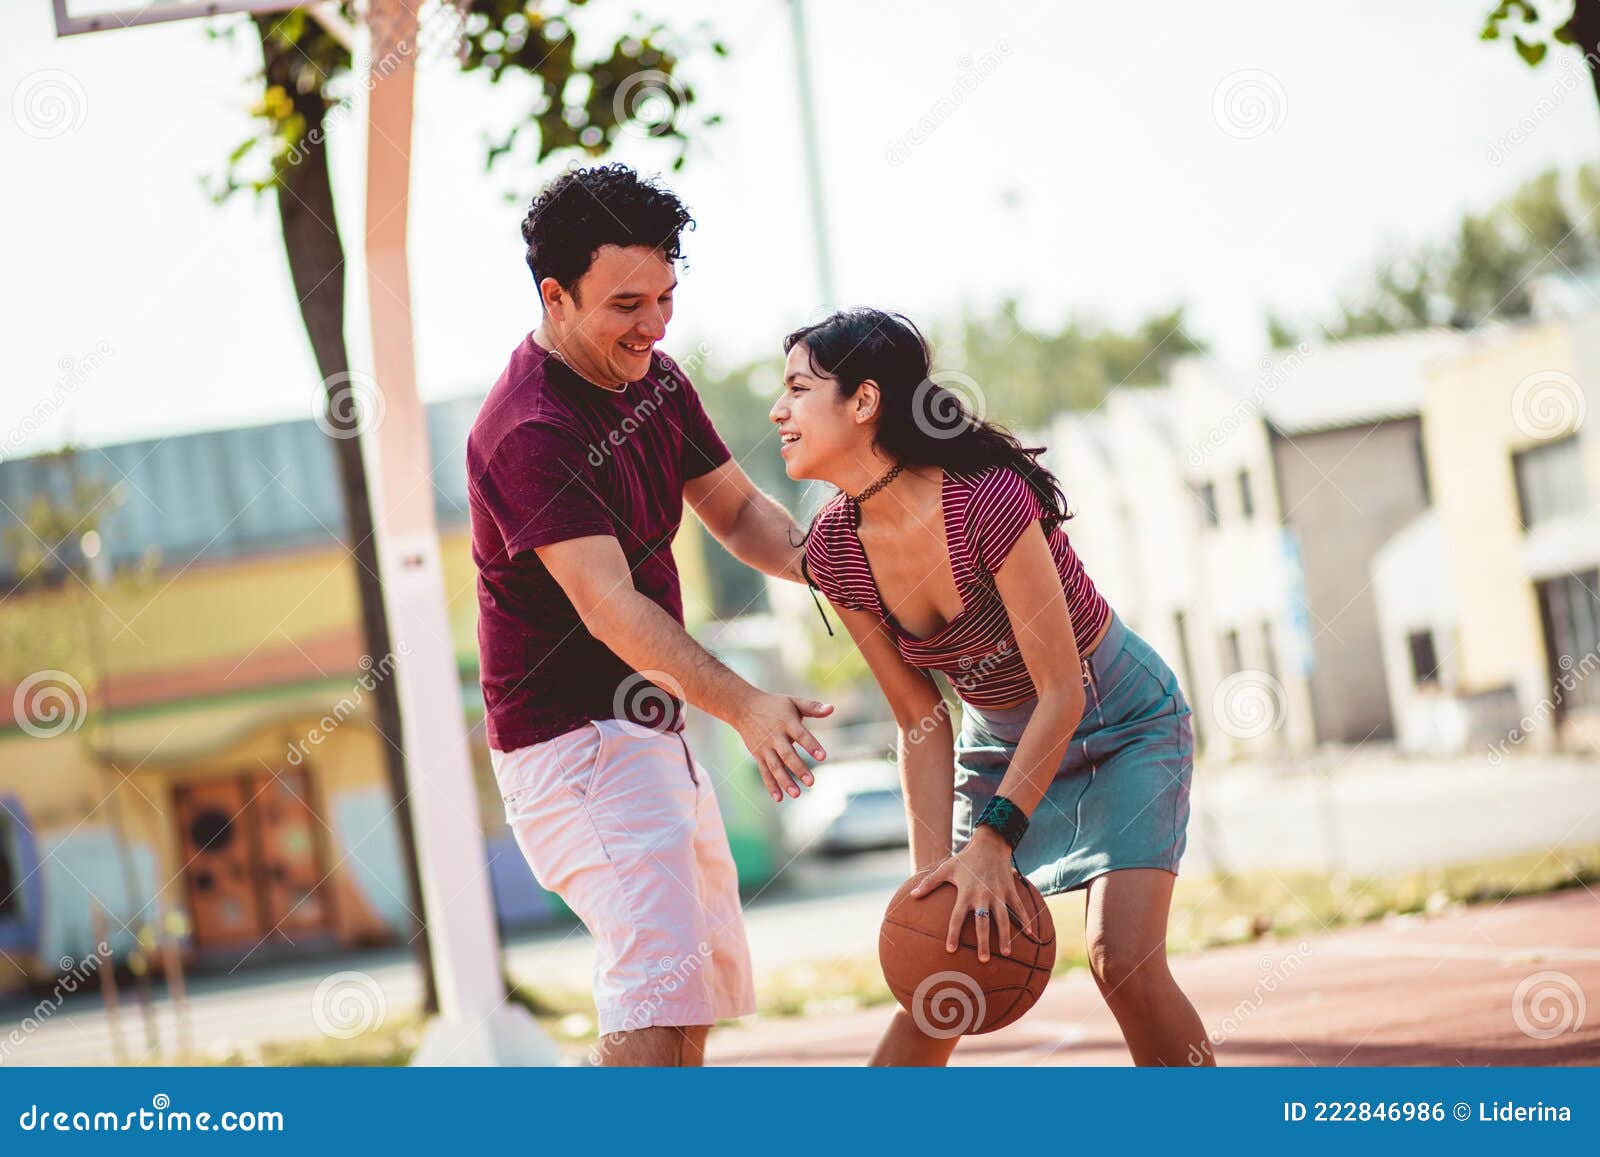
[467, 164, 827, 1066]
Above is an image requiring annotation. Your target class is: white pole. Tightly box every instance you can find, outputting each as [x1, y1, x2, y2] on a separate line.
[789, 0, 836, 307]
[360, 0, 556, 1066]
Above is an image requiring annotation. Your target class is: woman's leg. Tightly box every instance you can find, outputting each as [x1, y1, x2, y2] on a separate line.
[869, 1007, 964, 1066]
[1084, 868, 1213, 1066]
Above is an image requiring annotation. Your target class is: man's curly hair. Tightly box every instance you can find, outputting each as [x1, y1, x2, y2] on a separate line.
[521, 164, 694, 302]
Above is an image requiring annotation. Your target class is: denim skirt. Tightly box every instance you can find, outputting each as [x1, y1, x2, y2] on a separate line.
[952, 610, 1194, 896]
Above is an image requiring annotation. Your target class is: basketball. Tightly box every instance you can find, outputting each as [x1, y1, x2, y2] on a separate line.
[878, 867, 1056, 1036]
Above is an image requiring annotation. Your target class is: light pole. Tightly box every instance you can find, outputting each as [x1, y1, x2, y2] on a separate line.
[789, 0, 836, 307]
[357, 0, 554, 1065]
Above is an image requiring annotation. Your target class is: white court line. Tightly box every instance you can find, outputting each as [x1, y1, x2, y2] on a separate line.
[1319, 942, 1600, 963]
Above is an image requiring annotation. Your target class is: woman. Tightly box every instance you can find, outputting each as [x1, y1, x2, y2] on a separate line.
[772, 308, 1212, 1067]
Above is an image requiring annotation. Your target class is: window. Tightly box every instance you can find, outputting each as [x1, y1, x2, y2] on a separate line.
[1407, 630, 1440, 687]
[1193, 481, 1219, 527]
[1174, 611, 1203, 748]
[1260, 620, 1279, 682]
[1513, 435, 1586, 531]
[1537, 570, 1600, 718]
[1237, 469, 1254, 520]
[1222, 629, 1243, 676]
[1416, 427, 1432, 506]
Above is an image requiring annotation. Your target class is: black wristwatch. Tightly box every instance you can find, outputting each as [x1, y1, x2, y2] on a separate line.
[975, 794, 1029, 850]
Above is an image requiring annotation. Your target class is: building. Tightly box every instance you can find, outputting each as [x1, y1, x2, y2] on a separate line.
[0, 399, 781, 996]
[1374, 305, 1600, 758]
[1163, 330, 1469, 753]
[1048, 371, 1318, 763]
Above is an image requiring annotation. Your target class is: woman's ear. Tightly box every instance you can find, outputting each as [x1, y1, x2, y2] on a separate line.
[854, 380, 881, 424]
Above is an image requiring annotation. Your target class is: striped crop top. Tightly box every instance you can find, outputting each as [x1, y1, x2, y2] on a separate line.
[803, 465, 1110, 708]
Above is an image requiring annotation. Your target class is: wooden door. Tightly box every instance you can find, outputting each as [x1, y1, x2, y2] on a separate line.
[250, 768, 330, 938]
[174, 777, 264, 951]
[173, 768, 332, 953]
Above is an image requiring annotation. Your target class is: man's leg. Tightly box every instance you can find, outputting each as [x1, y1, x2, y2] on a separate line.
[679, 1025, 710, 1066]
[683, 737, 756, 1060]
[590, 1025, 709, 1067]
[495, 723, 725, 1063]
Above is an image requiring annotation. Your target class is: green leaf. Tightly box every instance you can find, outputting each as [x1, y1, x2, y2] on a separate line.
[1514, 34, 1548, 65]
[1553, 19, 1576, 44]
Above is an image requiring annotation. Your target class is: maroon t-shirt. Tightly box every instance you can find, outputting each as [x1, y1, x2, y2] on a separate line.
[467, 336, 731, 751]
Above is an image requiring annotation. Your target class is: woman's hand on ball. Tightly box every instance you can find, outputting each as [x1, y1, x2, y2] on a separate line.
[910, 827, 1032, 963]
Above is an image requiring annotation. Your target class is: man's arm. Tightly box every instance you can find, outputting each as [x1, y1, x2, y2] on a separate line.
[683, 459, 806, 583]
[534, 533, 831, 801]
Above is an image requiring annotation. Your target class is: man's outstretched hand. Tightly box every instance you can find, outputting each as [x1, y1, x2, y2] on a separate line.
[733, 691, 834, 802]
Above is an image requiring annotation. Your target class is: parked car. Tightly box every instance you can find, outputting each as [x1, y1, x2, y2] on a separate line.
[780, 758, 909, 856]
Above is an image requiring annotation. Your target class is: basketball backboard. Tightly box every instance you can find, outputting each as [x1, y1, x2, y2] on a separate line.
[51, 0, 306, 37]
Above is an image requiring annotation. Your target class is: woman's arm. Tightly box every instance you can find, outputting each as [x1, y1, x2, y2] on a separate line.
[833, 605, 955, 873]
[911, 519, 1087, 960]
[984, 520, 1087, 817]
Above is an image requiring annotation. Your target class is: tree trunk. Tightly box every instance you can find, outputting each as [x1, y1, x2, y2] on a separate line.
[256, 17, 438, 1014]
[1570, 0, 1600, 117]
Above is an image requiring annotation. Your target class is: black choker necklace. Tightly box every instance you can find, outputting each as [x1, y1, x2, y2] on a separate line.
[849, 463, 903, 506]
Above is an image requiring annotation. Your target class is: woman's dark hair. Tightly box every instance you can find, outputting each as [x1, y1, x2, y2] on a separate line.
[521, 163, 694, 299]
[784, 308, 1070, 527]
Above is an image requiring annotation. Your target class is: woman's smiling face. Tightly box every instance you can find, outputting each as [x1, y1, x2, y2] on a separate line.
[770, 342, 876, 481]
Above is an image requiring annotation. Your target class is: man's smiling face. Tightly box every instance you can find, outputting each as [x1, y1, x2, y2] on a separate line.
[542, 244, 676, 388]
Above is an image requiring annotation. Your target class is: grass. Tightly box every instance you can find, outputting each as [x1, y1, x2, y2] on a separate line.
[180, 840, 1600, 1066]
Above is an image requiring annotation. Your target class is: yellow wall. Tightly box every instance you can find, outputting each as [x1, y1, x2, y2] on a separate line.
[1, 503, 719, 993]
[1422, 321, 1581, 696]
[0, 702, 414, 992]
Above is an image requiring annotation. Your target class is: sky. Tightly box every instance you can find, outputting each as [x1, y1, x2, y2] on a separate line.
[4, 0, 1600, 454]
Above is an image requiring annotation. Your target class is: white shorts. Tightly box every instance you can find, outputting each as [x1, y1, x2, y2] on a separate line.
[491, 719, 756, 1035]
